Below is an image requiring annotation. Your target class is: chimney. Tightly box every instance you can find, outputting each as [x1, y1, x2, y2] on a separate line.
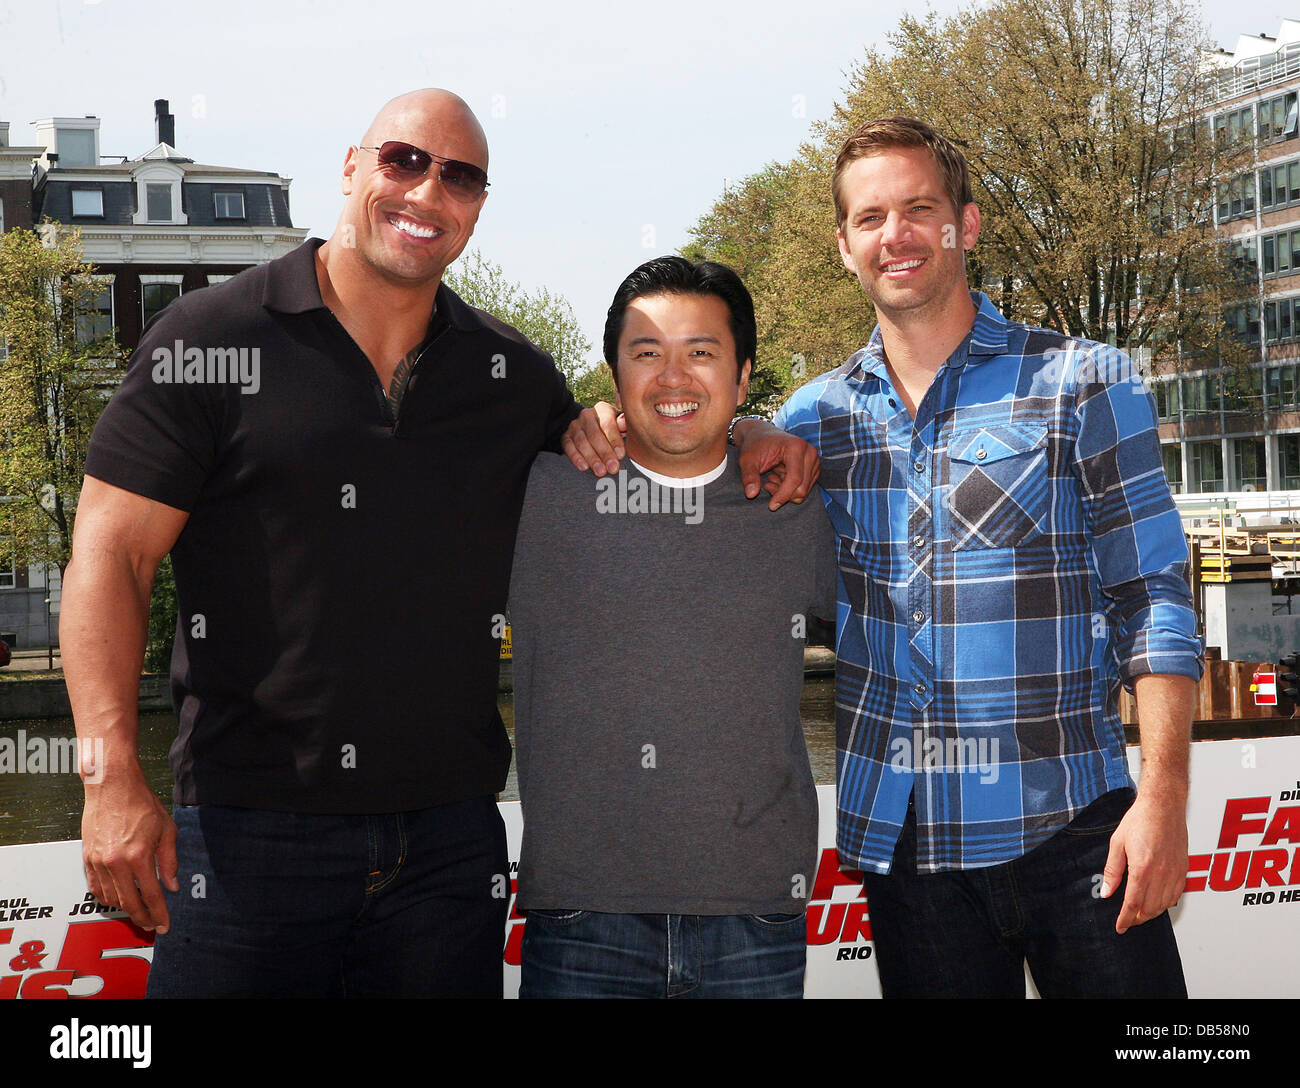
[154, 99, 175, 148]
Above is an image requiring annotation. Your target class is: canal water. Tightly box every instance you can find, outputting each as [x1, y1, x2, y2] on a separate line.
[0, 678, 837, 846]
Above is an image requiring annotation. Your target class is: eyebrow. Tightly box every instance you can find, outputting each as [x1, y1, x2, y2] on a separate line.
[625, 334, 723, 350]
[853, 194, 944, 216]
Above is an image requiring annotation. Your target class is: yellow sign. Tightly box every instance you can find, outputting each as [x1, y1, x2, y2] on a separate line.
[500, 625, 512, 659]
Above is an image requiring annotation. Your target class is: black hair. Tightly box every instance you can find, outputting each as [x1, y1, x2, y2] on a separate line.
[603, 256, 755, 382]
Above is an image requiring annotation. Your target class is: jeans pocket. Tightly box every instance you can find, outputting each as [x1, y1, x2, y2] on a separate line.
[1060, 787, 1136, 836]
[946, 422, 1049, 550]
[747, 912, 805, 927]
[524, 908, 590, 925]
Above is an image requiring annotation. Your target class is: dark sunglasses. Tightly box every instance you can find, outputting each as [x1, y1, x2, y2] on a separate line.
[358, 141, 489, 203]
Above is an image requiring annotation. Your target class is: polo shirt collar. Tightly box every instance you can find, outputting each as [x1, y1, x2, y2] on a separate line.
[849, 290, 1010, 381]
[261, 236, 487, 333]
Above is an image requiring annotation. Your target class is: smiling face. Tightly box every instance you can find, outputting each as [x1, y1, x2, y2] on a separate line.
[835, 145, 979, 324]
[339, 91, 489, 286]
[613, 292, 751, 478]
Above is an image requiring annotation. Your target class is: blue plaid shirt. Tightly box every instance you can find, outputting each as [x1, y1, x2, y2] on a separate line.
[774, 292, 1203, 874]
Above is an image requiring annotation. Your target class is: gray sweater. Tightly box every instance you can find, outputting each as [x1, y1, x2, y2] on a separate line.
[509, 451, 837, 915]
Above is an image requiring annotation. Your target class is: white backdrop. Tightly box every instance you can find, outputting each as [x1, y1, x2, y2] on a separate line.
[0, 737, 1295, 998]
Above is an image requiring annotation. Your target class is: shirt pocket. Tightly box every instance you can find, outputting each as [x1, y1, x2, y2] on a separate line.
[945, 422, 1049, 550]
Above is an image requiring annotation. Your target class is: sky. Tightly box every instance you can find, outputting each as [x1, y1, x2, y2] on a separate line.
[0, 0, 1293, 367]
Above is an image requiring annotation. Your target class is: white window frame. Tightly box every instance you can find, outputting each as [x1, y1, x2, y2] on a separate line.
[71, 188, 104, 217]
[140, 274, 183, 326]
[77, 274, 116, 347]
[132, 162, 187, 226]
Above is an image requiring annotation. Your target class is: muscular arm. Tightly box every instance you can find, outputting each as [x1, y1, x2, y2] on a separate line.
[62, 476, 189, 933]
[1101, 673, 1193, 933]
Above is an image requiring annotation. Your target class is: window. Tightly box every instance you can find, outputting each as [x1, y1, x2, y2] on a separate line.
[1265, 298, 1300, 343]
[1216, 106, 1254, 144]
[71, 188, 103, 217]
[1282, 435, 1300, 489]
[1259, 92, 1299, 143]
[146, 183, 172, 221]
[1223, 305, 1260, 344]
[1259, 160, 1300, 210]
[1224, 367, 1264, 412]
[1162, 445, 1184, 495]
[1218, 173, 1256, 221]
[1266, 364, 1299, 409]
[76, 280, 114, 346]
[0, 551, 13, 591]
[213, 191, 245, 219]
[141, 281, 181, 327]
[1235, 438, 1267, 490]
[1153, 379, 1179, 420]
[1259, 228, 1300, 277]
[56, 128, 96, 167]
[1190, 441, 1224, 492]
[1230, 236, 1258, 276]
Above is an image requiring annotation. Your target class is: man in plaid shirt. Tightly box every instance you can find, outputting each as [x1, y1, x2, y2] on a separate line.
[734, 117, 1203, 997]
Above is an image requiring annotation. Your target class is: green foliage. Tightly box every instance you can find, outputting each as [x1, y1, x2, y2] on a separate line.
[145, 554, 177, 674]
[0, 224, 121, 572]
[683, 0, 1251, 406]
[445, 250, 593, 382]
[571, 362, 617, 408]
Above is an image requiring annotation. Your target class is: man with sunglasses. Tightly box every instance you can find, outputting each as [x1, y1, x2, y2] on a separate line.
[63, 89, 584, 997]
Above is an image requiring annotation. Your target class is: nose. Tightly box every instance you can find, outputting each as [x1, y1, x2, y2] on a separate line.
[403, 169, 448, 210]
[656, 351, 691, 387]
[880, 210, 913, 251]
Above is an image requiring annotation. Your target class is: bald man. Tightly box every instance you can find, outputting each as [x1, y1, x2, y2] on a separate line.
[63, 90, 583, 997]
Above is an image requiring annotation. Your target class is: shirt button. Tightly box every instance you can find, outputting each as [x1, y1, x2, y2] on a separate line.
[914, 682, 926, 696]
[913, 609, 924, 623]
[975, 447, 987, 460]
[913, 459, 924, 472]
[913, 534, 925, 549]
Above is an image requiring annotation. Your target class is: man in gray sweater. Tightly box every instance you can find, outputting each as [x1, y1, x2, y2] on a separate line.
[508, 256, 837, 998]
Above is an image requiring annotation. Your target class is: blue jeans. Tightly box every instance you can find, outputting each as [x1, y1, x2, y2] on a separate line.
[519, 910, 807, 998]
[861, 787, 1187, 998]
[146, 797, 508, 998]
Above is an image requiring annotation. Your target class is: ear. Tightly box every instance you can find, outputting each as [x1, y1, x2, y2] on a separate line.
[960, 202, 980, 252]
[342, 146, 359, 196]
[836, 227, 857, 276]
[736, 359, 752, 407]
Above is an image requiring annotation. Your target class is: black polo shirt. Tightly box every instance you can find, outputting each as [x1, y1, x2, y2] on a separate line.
[84, 237, 580, 812]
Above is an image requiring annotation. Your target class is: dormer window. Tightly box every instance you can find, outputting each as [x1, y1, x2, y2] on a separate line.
[131, 163, 186, 226]
[71, 188, 104, 217]
[213, 191, 245, 219]
[146, 183, 172, 221]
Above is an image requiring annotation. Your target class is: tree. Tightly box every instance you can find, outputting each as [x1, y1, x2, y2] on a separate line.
[444, 250, 593, 382]
[685, 0, 1255, 408]
[0, 224, 119, 575]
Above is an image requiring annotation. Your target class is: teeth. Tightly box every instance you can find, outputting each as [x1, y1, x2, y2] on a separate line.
[656, 402, 698, 417]
[884, 259, 924, 271]
[390, 215, 438, 239]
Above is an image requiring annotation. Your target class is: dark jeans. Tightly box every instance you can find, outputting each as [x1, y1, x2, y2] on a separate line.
[146, 796, 508, 998]
[520, 910, 807, 998]
[861, 788, 1187, 998]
